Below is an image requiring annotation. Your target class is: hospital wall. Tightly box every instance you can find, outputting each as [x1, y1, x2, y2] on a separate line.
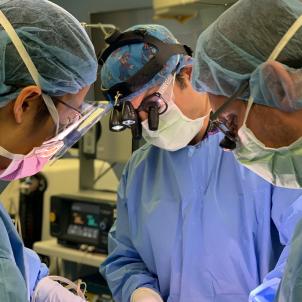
[52, 0, 227, 50]
[52, 0, 151, 21]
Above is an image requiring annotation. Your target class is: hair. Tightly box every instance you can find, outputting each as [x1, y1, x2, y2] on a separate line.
[34, 96, 59, 134]
[175, 67, 189, 90]
[35, 99, 48, 120]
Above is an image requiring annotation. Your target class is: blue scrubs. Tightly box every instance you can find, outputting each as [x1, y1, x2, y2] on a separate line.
[274, 218, 302, 302]
[0, 200, 48, 301]
[100, 133, 302, 302]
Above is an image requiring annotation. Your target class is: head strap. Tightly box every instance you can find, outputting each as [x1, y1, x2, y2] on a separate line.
[99, 29, 192, 102]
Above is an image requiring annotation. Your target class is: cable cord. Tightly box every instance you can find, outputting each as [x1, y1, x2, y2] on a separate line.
[93, 162, 117, 185]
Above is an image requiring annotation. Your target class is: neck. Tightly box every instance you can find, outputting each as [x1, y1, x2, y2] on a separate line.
[190, 116, 210, 145]
[189, 92, 211, 145]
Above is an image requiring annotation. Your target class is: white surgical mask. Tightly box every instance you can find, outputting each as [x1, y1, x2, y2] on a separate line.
[233, 13, 302, 189]
[234, 97, 302, 188]
[142, 100, 208, 151]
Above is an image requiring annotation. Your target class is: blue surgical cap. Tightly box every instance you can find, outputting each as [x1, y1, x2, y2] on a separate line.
[192, 0, 302, 111]
[101, 24, 192, 103]
[0, 0, 98, 108]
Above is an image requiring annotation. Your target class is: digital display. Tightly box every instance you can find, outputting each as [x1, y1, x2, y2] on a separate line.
[87, 214, 98, 227]
[67, 202, 100, 239]
[71, 212, 99, 228]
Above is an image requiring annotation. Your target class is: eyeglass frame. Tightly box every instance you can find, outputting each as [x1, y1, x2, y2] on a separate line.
[51, 97, 84, 132]
[109, 75, 175, 132]
[209, 81, 250, 144]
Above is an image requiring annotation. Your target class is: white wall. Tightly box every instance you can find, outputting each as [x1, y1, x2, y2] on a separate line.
[52, 0, 152, 22]
[52, 0, 226, 31]
[51, 0, 227, 54]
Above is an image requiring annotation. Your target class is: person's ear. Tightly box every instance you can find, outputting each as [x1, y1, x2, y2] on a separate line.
[259, 61, 301, 110]
[13, 85, 42, 124]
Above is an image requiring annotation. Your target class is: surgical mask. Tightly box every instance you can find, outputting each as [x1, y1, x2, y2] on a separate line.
[0, 141, 63, 181]
[234, 97, 302, 188]
[142, 100, 208, 151]
[233, 15, 302, 189]
[0, 100, 108, 181]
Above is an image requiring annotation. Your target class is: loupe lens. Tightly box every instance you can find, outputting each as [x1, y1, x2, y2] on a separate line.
[148, 105, 159, 131]
[109, 107, 125, 132]
[219, 132, 237, 150]
[122, 102, 137, 126]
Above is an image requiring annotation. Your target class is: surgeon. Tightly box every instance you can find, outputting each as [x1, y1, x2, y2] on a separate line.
[192, 0, 302, 189]
[0, 0, 107, 301]
[99, 23, 302, 302]
[192, 0, 302, 300]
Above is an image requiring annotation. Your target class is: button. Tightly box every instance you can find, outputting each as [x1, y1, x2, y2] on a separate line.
[99, 221, 107, 231]
[49, 212, 56, 222]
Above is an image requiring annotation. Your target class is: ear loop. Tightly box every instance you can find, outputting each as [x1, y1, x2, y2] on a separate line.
[160, 72, 176, 101]
[242, 95, 254, 127]
[242, 13, 302, 130]
[0, 9, 59, 134]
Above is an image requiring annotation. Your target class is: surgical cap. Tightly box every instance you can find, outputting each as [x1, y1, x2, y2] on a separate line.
[0, 0, 97, 108]
[192, 0, 302, 111]
[101, 24, 192, 103]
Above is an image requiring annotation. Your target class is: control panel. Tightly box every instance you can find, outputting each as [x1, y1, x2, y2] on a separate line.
[50, 194, 116, 253]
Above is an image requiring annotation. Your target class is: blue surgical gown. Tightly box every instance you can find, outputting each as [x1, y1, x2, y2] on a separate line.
[274, 218, 302, 302]
[100, 133, 302, 302]
[0, 198, 48, 301]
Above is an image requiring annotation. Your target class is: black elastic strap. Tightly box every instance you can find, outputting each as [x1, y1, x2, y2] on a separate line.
[99, 29, 192, 102]
[99, 30, 146, 65]
[128, 43, 189, 89]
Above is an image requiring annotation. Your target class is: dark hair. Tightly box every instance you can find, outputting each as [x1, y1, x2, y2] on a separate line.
[34, 96, 59, 134]
[175, 68, 188, 90]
